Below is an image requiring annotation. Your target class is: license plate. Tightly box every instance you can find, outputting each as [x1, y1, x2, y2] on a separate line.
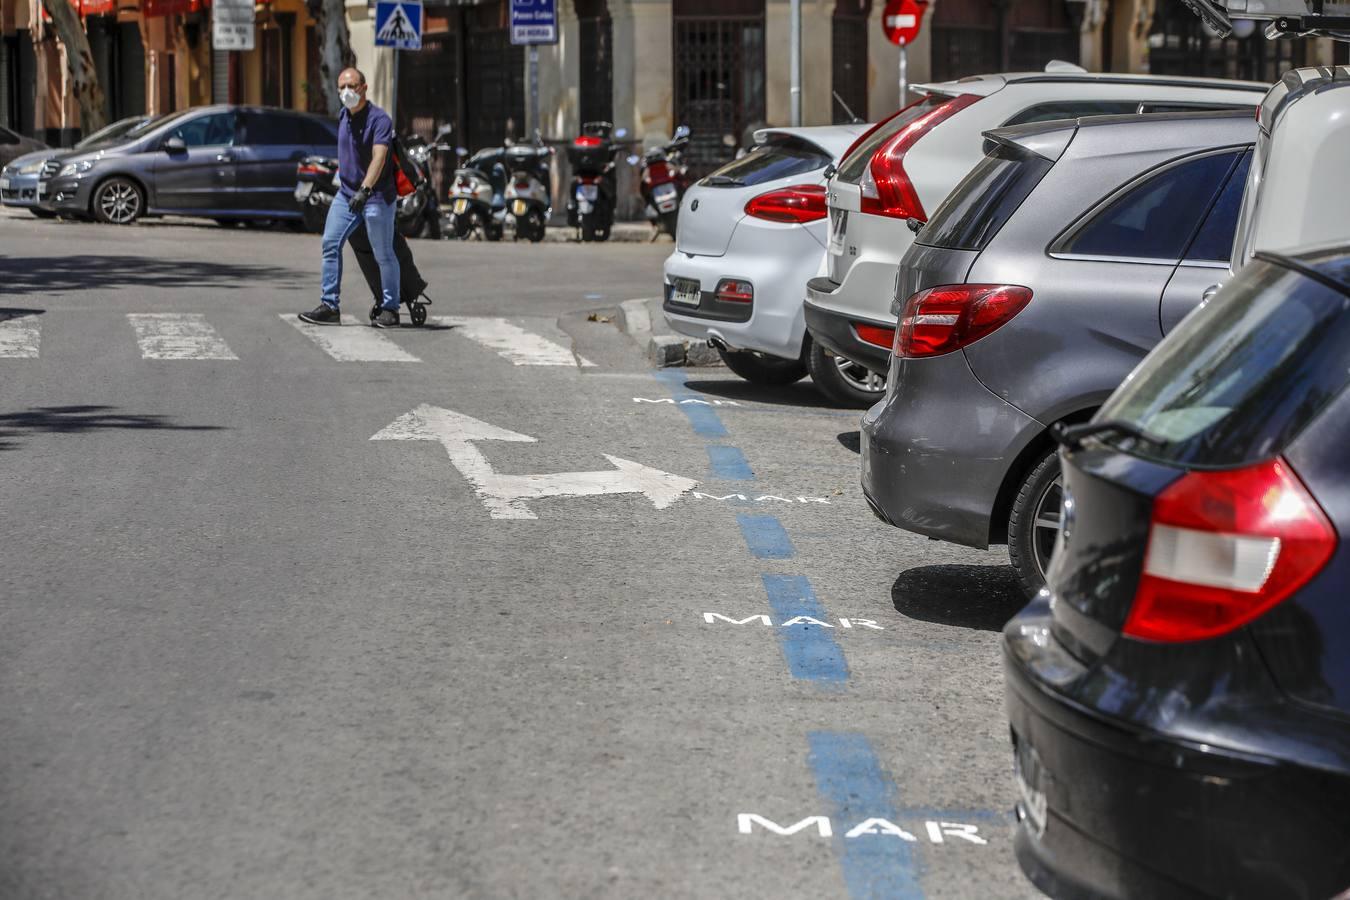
[829, 209, 848, 255]
[578, 201, 593, 215]
[670, 278, 700, 307]
[35, 181, 46, 198]
[653, 183, 677, 200]
[0, 177, 9, 190]
[293, 182, 313, 202]
[577, 184, 599, 201]
[512, 199, 528, 216]
[1013, 732, 1048, 839]
[452, 198, 469, 214]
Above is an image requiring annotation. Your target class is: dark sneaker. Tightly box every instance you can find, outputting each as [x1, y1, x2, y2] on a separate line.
[299, 304, 341, 325]
[372, 308, 400, 328]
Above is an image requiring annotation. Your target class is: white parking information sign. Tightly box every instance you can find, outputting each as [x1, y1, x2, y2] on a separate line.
[212, 0, 254, 51]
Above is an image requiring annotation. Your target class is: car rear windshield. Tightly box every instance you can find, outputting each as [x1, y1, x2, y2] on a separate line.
[699, 136, 831, 188]
[917, 145, 1052, 251]
[834, 94, 951, 183]
[1096, 258, 1350, 468]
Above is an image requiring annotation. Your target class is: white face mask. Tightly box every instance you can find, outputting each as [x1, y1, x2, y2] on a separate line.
[339, 87, 361, 110]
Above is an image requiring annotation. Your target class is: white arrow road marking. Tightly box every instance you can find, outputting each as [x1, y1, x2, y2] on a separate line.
[283, 314, 421, 362]
[371, 404, 697, 519]
[434, 316, 595, 367]
[0, 313, 40, 358]
[128, 313, 238, 360]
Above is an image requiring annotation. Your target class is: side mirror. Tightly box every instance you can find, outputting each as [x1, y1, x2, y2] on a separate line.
[1202, 283, 1222, 303]
[626, 154, 641, 166]
[456, 146, 469, 157]
[823, 162, 837, 180]
[163, 136, 187, 153]
[615, 127, 628, 139]
[674, 125, 690, 139]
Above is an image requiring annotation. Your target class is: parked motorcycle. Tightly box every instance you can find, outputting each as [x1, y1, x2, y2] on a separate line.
[632, 125, 690, 239]
[566, 121, 625, 243]
[295, 155, 339, 233]
[395, 125, 454, 239]
[447, 146, 508, 241]
[503, 137, 553, 243]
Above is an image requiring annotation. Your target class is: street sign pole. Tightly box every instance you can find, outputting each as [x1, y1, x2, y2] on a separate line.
[899, 37, 907, 108]
[789, 0, 801, 126]
[529, 44, 539, 136]
[390, 50, 400, 124]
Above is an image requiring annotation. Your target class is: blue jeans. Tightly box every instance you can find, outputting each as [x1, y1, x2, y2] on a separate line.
[321, 193, 400, 311]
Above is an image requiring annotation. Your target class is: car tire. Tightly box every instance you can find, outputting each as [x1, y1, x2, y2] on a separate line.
[1007, 450, 1063, 599]
[717, 346, 807, 385]
[214, 218, 242, 228]
[806, 340, 887, 408]
[91, 176, 144, 225]
[28, 208, 57, 219]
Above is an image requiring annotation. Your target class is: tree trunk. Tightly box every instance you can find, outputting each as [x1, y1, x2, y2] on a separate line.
[39, 0, 107, 137]
[306, 0, 355, 116]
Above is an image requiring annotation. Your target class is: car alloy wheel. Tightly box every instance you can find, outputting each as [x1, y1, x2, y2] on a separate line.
[95, 178, 142, 225]
[1030, 473, 1064, 582]
[1008, 451, 1063, 598]
[834, 356, 886, 394]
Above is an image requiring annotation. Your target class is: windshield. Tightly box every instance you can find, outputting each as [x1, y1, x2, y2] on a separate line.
[75, 116, 153, 150]
[835, 94, 950, 183]
[1097, 257, 1350, 468]
[700, 136, 830, 188]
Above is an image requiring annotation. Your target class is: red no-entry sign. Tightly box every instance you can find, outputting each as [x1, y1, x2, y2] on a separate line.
[882, 0, 925, 46]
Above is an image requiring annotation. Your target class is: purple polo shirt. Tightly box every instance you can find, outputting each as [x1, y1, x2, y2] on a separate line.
[337, 102, 397, 203]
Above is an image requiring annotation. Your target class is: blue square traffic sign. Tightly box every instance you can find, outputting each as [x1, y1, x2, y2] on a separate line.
[510, 0, 557, 46]
[374, 0, 422, 50]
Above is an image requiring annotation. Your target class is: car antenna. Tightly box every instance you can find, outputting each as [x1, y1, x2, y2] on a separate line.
[832, 91, 864, 125]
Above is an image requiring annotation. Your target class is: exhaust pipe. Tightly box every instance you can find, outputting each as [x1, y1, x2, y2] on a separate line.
[707, 336, 730, 353]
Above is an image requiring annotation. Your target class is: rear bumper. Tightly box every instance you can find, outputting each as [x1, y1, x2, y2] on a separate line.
[860, 351, 1039, 549]
[1003, 602, 1350, 899]
[803, 287, 892, 373]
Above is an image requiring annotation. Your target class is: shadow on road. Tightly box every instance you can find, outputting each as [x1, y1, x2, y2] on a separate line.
[837, 431, 861, 454]
[669, 376, 845, 410]
[892, 564, 1029, 632]
[0, 254, 306, 294]
[0, 405, 223, 451]
[0, 307, 44, 319]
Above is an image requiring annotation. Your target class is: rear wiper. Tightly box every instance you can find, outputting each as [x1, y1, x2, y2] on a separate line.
[1051, 419, 1164, 451]
[702, 175, 744, 186]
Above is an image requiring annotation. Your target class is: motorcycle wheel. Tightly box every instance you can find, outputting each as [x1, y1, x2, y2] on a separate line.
[528, 212, 546, 244]
[302, 201, 328, 234]
[660, 211, 679, 237]
[485, 222, 504, 242]
[450, 215, 472, 240]
[581, 220, 597, 242]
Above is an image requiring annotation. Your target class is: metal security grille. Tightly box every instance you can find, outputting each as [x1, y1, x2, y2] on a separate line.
[931, 0, 1079, 82]
[399, 31, 459, 137]
[577, 4, 613, 125]
[832, 1, 869, 123]
[673, 11, 766, 174]
[465, 26, 525, 149]
[1147, 0, 1306, 82]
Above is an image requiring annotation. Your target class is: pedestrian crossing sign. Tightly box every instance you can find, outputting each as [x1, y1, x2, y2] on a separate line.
[374, 0, 422, 50]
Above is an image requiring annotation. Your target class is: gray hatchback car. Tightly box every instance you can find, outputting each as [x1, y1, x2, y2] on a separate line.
[860, 110, 1256, 595]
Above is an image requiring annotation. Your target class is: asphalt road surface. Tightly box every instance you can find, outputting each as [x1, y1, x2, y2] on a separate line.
[0, 209, 1040, 900]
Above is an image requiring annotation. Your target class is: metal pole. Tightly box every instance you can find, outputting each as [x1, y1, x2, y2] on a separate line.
[899, 39, 908, 108]
[789, 0, 802, 125]
[528, 44, 540, 138]
[390, 50, 400, 124]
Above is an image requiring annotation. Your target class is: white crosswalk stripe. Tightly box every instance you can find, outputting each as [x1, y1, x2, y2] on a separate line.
[0, 313, 41, 358]
[128, 313, 239, 360]
[435, 316, 595, 367]
[282, 313, 422, 362]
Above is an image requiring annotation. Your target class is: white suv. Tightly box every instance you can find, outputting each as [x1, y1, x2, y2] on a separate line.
[803, 66, 1268, 378]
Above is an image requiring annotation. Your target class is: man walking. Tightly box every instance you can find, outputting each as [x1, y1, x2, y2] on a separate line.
[299, 67, 402, 328]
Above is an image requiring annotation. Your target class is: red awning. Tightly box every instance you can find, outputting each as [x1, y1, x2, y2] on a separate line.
[141, 0, 206, 16]
[78, 0, 118, 15]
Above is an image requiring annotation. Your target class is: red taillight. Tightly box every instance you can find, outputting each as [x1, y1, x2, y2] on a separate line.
[744, 184, 828, 224]
[297, 163, 323, 176]
[574, 135, 603, 147]
[1124, 458, 1336, 643]
[854, 324, 896, 348]
[715, 279, 753, 303]
[895, 283, 1032, 358]
[859, 93, 981, 221]
[578, 175, 601, 185]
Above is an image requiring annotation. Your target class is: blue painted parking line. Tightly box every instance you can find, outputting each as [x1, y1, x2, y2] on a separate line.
[709, 445, 754, 480]
[737, 514, 795, 559]
[763, 575, 850, 684]
[653, 369, 729, 439]
[809, 731, 924, 900]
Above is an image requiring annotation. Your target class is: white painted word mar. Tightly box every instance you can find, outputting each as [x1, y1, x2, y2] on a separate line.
[704, 614, 883, 630]
[738, 815, 986, 844]
[633, 397, 741, 406]
[691, 493, 831, 505]
[372, 405, 698, 520]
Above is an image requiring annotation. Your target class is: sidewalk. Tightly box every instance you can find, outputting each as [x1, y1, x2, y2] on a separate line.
[615, 296, 721, 368]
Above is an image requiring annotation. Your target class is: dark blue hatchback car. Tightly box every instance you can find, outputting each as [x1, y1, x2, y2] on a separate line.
[1004, 245, 1350, 898]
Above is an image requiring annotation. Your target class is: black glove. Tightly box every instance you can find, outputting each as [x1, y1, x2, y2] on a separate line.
[348, 186, 372, 214]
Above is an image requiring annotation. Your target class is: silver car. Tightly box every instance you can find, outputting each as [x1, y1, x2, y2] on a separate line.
[860, 111, 1256, 596]
[1, 116, 150, 217]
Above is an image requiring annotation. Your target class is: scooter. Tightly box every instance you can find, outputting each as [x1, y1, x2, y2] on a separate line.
[295, 154, 339, 233]
[632, 125, 691, 240]
[504, 136, 552, 243]
[395, 124, 453, 239]
[447, 146, 507, 241]
[565, 121, 625, 243]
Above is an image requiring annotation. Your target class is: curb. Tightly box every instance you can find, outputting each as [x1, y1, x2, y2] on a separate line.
[543, 224, 675, 244]
[618, 297, 721, 368]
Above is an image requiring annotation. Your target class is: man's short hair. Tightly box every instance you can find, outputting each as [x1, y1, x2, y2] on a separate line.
[340, 67, 366, 86]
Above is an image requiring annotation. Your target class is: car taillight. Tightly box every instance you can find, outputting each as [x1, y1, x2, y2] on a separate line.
[859, 93, 981, 221]
[1124, 458, 1336, 643]
[715, 279, 753, 303]
[574, 135, 603, 147]
[744, 184, 828, 224]
[895, 283, 1032, 358]
[297, 164, 321, 176]
[854, 324, 895, 348]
